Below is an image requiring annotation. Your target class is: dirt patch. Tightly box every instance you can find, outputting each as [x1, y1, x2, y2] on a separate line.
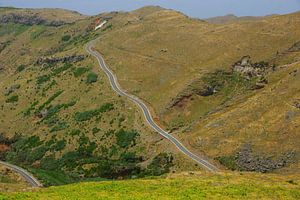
[0, 144, 10, 153]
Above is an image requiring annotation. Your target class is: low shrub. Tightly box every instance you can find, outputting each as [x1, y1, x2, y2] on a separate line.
[74, 103, 113, 122]
[73, 67, 89, 77]
[86, 72, 98, 84]
[40, 155, 59, 170]
[26, 146, 48, 163]
[115, 129, 138, 148]
[16, 65, 25, 72]
[51, 63, 71, 76]
[216, 155, 238, 170]
[146, 153, 174, 176]
[37, 75, 50, 85]
[50, 121, 67, 132]
[36, 90, 63, 112]
[61, 35, 71, 42]
[6, 95, 18, 103]
[92, 127, 101, 134]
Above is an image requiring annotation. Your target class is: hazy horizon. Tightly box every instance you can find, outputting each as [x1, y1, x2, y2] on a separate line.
[1, 0, 300, 19]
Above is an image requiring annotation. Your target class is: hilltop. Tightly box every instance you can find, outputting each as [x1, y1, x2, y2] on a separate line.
[0, 7, 86, 26]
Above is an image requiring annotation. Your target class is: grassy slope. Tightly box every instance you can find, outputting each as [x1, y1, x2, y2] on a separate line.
[184, 61, 300, 169]
[0, 9, 197, 186]
[1, 173, 299, 199]
[1, 6, 300, 190]
[0, 165, 29, 192]
[94, 7, 300, 172]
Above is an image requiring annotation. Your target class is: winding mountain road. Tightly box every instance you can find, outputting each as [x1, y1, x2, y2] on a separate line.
[0, 161, 42, 187]
[86, 40, 219, 172]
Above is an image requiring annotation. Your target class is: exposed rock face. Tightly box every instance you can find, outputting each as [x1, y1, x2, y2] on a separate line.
[293, 100, 300, 109]
[232, 56, 270, 79]
[235, 144, 295, 173]
[4, 84, 20, 96]
[288, 41, 300, 52]
[0, 13, 66, 26]
[36, 55, 85, 65]
[36, 109, 48, 119]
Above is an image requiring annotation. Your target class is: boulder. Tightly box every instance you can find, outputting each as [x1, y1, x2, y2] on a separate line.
[232, 56, 270, 78]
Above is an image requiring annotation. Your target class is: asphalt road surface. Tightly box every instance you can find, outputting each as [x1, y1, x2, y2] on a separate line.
[0, 161, 42, 187]
[86, 40, 219, 172]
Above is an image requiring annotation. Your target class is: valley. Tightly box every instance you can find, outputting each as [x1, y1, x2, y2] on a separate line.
[0, 5, 299, 199]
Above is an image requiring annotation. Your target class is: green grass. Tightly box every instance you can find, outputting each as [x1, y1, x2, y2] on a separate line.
[115, 129, 138, 148]
[28, 168, 74, 187]
[74, 103, 113, 122]
[30, 26, 46, 40]
[0, 23, 29, 36]
[72, 67, 89, 77]
[36, 90, 63, 112]
[1, 174, 299, 199]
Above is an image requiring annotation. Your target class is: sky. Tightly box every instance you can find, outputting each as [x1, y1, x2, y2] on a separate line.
[1, 0, 300, 18]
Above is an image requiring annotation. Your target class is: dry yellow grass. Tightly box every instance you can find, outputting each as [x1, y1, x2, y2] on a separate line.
[93, 7, 300, 173]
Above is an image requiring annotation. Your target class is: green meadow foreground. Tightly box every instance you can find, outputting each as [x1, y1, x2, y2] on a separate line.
[1, 173, 299, 200]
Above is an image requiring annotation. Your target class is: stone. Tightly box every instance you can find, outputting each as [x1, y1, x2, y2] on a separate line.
[0, 13, 66, 26]
[36, 55, 85, 65]
[232, 56, 270, 78]
[4, 84, 21, 96]
[293, 100, 300, 109]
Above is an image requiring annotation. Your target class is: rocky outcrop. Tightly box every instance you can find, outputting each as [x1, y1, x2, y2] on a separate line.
[4, 84, 20, 96]
[36, 55, 85, 65]
[0, 13, 66, 26]
[235, 144, 295, 173]
[288, 41, 300, 52]
[293, 100, 300, 109]
[232, 56, 271, 79]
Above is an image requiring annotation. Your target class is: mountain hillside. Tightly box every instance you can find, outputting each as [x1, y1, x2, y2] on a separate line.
[0, 6, 300, 189]
[0, 7, 195, 187]
[204, 14, 270, 24]
[93, 7, 300, 174]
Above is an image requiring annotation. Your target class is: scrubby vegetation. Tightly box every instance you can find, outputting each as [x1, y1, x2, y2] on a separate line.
[72, 67, 89, 77]
[16, 65, 25, 72]
[0, 23, 29, 36]
[115, 129, 138, 148]
[74, 103, 113, 122]
[216, 156, 238, 171]
[61, 34, 71, 42]
[5, 95, 19, 103]
[86, 72, 98, 84]
[37, 63, 72, 85]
